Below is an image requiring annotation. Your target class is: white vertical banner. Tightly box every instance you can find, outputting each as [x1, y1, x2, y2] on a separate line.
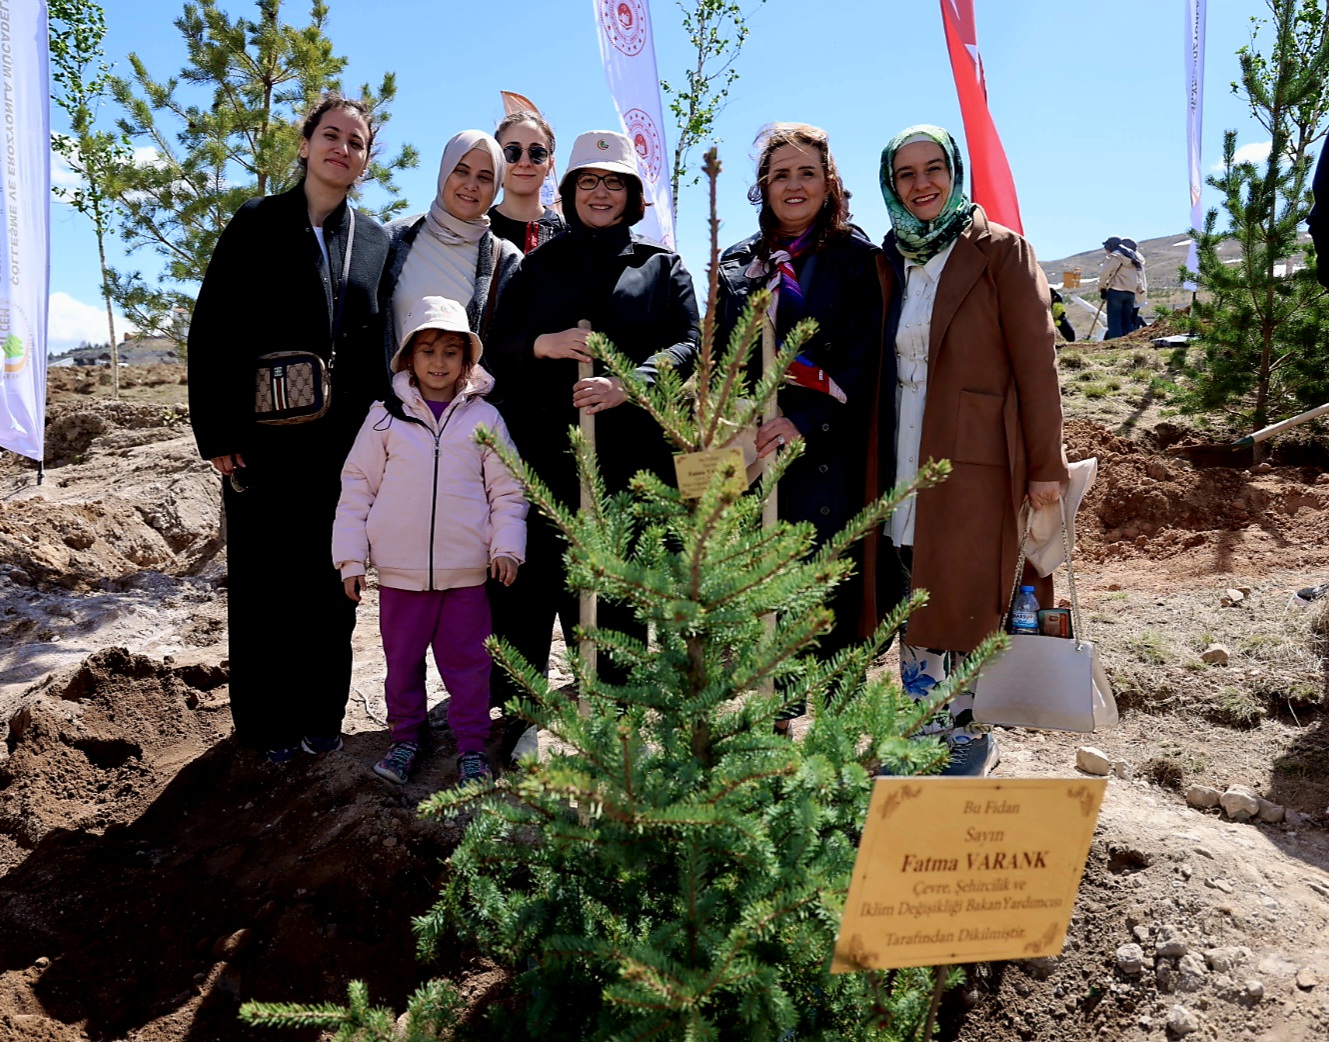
[593, 0, 676, 248]
[1184, 0, 1206, 291]
[0, 0, 50, 463]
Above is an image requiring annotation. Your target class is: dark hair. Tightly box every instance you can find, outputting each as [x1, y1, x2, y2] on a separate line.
[558, 169, 646, 227]
[297, 92, 377, 173]
[494, 110, 557, 154]
[747, 123, 850, 259]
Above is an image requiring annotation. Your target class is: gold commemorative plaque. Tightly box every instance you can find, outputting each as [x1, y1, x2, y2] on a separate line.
[672, 446, 749, 499]
[832, 777, 1106, 972]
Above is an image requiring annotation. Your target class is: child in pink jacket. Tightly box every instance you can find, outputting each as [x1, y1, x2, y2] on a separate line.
[334, 296, 527, 786]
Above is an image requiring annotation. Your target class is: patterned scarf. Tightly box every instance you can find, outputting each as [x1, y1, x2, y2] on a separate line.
[879, 124, 976, 264]
[742, 227, 846, 403]
[745, 225, 815, 323]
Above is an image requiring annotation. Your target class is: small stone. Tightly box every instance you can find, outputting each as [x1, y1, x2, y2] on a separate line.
[1107, 583, 1122, 592]
[1156, 924, 1189, 958]
[1224, 588, 1246, 605]
[1244, 979, 1264, 1001]
[1167, 1005, 1200, 1036]
[1256, 798, 1285, 824]
[1179, 863, 1193, 880]
[1156, 962, 1176, 993]
[33, 956, 49, 969]
[1076, 746, 1111, 776]
[1112, 760, 1134, 780]
[1295, 966, 1321, 990]
[1205, 878, 1234, 894]
[1116, 943, 1144, 975]
[1221, 785, 1260, 822]
[1204, 946, 1250, 974]
[383, 836, 397, 848]
[1254, 462, 1273, 474]
[211, 928, 253, 960]
[1186, 784, 1221, 810]
[1133, 925, 1151, 944]
[1201, 643, 1230, 665]
[1177, 952, 1207, 992]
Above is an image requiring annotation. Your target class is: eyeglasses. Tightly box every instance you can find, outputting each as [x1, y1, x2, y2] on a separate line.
[502, 143, 550, 165]
[575, 172, 627, 192]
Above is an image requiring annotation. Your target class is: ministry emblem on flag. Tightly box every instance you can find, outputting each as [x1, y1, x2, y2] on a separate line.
[600, 0, 648, 57]
[624, 107, 663, 186]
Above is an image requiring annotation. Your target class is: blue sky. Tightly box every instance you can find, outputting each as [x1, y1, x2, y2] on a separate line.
[47, 0, 1277, 351]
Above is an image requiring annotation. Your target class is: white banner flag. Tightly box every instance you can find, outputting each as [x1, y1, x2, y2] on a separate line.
[1184, 0, 1206, 291]
[593, 0, 675, 248]
[0, 0, 50, 463]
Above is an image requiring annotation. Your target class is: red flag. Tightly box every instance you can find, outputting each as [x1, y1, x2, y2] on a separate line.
[939, 0, 1022, 233]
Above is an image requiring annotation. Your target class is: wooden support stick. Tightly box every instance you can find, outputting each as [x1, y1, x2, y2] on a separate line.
[577, 321, 597, 704]
[760, 316, 778, 700]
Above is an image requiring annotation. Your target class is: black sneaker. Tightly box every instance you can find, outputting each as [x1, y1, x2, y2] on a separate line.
[301, 734, 344, 755]
[457, 750, 492, 787]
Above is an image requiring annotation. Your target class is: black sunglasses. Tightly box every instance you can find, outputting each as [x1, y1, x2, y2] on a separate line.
[575, 172, 628, 192]
[502, 143, 550, 165]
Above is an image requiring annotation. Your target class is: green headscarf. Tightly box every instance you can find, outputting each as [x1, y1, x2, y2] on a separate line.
[879, 124, 976, 264]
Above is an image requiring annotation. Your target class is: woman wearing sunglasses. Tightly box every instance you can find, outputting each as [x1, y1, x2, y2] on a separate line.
[485, 130, 699, 755]
[490, 111, 567, 254]
[380, 129, 522, 362]
[712, 123, 884, 732]
[188, 93, 391, 763]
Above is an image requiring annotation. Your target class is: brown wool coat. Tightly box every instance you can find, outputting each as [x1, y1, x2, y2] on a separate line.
[878, 207, 1069, 653]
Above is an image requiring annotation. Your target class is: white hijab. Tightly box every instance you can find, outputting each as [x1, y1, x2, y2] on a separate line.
[425, 130, 507, 244]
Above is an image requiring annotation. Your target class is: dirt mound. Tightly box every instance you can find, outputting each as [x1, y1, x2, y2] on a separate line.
[1064, 419, 1329, 566]
[0, 648, 494, 1042]
[44, 364, 186, 400]
[0, 400, 219, 593]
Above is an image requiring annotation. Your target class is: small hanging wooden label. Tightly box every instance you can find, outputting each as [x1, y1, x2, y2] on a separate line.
[673, 446, 749, 499]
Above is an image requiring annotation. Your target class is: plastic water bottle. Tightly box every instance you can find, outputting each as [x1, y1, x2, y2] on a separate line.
[1009, 586, 1040, 635]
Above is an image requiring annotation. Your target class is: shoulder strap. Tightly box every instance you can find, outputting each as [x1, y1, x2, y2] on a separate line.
[481, 238, 504, 339]
[382, 388, 429, 428]
[327, 206, 356, 371]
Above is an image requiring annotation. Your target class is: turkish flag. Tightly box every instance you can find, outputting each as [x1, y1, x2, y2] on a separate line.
[939, 0, 1023, 234]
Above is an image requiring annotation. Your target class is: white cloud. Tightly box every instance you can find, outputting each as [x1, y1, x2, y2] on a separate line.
[46, 292, 137, 354]
[50, 152, 81, 195]
[1211, 140, 1273, 170]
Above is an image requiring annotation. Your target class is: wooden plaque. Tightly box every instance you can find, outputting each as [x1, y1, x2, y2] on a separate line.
[673, 446, 748, 499]
[832, 777, 1106, 972]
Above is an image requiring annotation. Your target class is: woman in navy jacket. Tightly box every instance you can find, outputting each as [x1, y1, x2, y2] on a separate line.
[713, 123, 885, 711]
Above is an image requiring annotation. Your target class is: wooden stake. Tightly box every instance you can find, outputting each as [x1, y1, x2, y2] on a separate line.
[760, 315, 778, 699]
[577, 320, 597, 697]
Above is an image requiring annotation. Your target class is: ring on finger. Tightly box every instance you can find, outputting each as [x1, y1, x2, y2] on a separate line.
[776, 435, 786, 447]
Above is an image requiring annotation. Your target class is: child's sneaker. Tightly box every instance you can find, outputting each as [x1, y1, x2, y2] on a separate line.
[456, 750, 491, 786]
[301, 734, 344, 755]
[373, 741, 419, 785]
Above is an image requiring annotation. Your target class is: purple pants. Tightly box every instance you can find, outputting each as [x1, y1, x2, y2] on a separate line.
[379, 584, 492, 754]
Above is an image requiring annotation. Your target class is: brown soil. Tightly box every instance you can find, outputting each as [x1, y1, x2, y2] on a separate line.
[1, 372, 1327, 1041]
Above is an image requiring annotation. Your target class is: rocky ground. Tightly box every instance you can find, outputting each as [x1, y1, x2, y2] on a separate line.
[1, 359, 1327, 1041]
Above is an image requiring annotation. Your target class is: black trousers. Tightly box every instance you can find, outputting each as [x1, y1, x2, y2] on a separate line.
[221, 465, 356, 750]
[489, 512, 643, 712]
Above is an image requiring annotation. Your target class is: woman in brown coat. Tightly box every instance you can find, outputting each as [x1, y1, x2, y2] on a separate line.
[877, 124, 1067, 776]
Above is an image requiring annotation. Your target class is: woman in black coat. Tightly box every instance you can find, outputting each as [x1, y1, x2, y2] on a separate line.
[713, 123, 885, 714]
[486, 130, 699, 731]
[188, 94, 390, 762]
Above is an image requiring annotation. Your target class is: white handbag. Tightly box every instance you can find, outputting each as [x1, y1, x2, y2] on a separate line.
[971, 501, 1118, 733]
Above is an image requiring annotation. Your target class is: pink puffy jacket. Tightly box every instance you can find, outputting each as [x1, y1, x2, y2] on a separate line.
[332, 368, 528, 591]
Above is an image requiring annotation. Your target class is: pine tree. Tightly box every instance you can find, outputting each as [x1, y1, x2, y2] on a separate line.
[242, 151, 989, 1041]
[49, 0, 133, 398]
[1181, 0, 1329, 443]
[105, 0, 418, 345]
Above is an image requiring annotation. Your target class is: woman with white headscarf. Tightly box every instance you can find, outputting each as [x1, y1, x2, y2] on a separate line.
[381, 130, 523, 364]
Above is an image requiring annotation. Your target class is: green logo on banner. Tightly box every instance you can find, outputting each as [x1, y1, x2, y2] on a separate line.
[3, 332, 23, 359]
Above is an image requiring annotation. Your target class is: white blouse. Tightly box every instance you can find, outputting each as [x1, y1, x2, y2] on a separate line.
[890, 240, 956, 548]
